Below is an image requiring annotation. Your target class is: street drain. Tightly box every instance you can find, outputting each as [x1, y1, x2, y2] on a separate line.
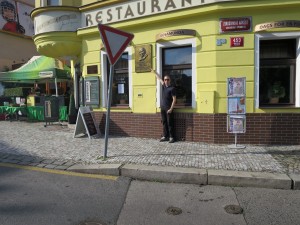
[166, 206, 183, 215]
[224, 205, 243, 214]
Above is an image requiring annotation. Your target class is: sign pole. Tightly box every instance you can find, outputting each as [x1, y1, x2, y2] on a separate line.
[98, 24, 134, 159]
[104, 64, 114, 159]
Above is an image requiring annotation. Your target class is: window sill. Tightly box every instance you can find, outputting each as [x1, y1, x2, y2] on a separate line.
[259, 104, 297, 109]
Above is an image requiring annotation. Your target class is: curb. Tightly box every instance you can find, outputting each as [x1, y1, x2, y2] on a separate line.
[68, 163, 298, 190]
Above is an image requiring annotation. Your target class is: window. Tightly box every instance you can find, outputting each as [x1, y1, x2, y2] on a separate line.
[47, 0, 60, 6]
[255, 32, 300, 108]
[259, 39, 296, 106]
[157, 38, 196, 108]
[107, 53, 129, 106]
[162, 46, 192, 106]
[101, 48, 132, 108]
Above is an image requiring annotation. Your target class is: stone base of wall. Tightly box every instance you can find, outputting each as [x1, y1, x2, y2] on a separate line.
[93, 112, 300, 145]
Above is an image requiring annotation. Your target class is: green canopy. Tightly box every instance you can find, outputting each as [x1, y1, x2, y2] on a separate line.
[0, 56, 71, 83]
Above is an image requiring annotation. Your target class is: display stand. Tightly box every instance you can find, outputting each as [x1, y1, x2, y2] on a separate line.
[228, 133, 246, 149]
[227, 77, 246, 149]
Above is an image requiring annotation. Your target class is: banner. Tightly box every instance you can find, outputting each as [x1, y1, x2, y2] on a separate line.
[0, 0, 34, 36]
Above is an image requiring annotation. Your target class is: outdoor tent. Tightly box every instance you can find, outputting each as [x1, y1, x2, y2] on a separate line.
[0, 56, 71, 83]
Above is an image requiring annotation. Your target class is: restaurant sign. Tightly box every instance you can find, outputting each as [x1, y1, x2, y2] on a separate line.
[254, 20, 300, 32]
[220, 17, 252, 33]
[156, 29, 196, 41]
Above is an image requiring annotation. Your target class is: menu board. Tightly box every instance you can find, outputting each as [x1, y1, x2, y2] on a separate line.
[73, 106, 100, 139]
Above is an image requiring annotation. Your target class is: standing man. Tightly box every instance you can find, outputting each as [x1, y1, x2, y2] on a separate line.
[152, 69, 176, 143]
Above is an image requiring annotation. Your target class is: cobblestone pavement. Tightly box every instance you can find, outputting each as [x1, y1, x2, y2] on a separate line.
[0, 121, 299, 174]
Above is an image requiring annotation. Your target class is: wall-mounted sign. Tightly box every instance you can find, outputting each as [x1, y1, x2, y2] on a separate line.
[220, 17, 252, 33]
[83, 0, 237, 28]
[230, 37, 244, 47]
[254, 20, 300, 32]
[156, 29, 196, 41]
[216, 38, 227, 46]
[135, 44, 152, 73]
[84, 76, 100, 106]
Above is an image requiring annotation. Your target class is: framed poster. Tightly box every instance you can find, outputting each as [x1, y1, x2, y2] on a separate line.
[227, 77, 246, 96]
[227, 96, 246, 114]
[227, 115, 246, 133]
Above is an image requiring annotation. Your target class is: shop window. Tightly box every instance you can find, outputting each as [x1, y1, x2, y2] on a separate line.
[105, 53, 130, 106]
[259, 39, 296, 106]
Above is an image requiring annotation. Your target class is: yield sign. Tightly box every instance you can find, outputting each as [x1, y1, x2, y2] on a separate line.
[98, 24, 134, 65]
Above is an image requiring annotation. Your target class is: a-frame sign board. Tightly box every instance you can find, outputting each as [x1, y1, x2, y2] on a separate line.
[73, 106, 100, 139]
[98, 24, 134, 65]
[98, 24, 134, 159]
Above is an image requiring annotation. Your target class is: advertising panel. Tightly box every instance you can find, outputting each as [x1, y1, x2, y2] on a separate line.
[0, 0, 34, 36]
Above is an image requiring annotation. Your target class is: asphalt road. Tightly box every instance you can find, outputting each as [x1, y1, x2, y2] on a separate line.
[1, 164, 300, 225]
[0, 164, 131, 225]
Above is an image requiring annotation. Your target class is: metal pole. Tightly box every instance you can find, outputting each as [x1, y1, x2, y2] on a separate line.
[104, 64, 114, 159]
[55, 77, 58, 97]
[235, 133, 237, 147]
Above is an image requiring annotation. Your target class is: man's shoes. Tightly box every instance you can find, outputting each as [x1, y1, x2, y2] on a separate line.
[169, 137, 175, 143]
[160, 137, 169, 142]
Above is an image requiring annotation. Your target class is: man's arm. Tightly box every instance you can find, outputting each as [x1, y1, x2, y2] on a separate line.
[167, 95, 176, 114]
[151, 69, 164, 85]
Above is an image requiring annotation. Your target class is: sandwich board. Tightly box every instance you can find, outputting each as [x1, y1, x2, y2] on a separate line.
[73, 106, 100, 139]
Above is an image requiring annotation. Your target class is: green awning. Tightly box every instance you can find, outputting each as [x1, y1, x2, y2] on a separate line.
[0, 56, 71, 83]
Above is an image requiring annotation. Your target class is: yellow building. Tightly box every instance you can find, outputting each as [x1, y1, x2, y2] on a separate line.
[31, 0, 300, 144]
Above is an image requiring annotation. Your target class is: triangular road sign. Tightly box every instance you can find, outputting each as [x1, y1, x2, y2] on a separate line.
[98, 24, 134, 65]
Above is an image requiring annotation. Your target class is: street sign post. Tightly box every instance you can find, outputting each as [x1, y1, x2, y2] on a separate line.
[98, 24, 134, 159]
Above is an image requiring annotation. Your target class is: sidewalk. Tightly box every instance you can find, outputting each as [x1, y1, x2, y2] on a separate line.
[0, 121, 299, 189]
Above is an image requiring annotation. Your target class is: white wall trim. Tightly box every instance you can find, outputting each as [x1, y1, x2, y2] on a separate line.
[156, 38, 197, 108]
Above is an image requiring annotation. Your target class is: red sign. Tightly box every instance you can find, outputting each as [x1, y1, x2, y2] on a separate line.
[220, 17, 251, 33]
[98, 24, 134, 65]
[230, 37, 244, 47]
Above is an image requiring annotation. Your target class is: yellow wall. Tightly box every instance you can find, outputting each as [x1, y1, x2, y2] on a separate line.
[36, 0, 300, 114]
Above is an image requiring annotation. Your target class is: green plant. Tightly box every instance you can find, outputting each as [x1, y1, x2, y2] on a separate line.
[271, 82, 285, 98]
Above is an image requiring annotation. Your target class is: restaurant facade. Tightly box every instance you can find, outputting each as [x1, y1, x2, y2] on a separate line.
[31, 0, 300, 145]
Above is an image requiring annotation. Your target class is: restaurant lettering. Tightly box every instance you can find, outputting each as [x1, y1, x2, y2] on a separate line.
[255, 20, 300, 32]
[156, 29, 196, 40]
[83, 0, 235, 27]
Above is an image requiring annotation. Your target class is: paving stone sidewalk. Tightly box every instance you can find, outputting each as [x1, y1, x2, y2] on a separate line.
[0, 121, 299, 175]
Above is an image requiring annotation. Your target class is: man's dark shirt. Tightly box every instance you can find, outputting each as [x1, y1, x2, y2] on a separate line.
[161, 84, 176, 110]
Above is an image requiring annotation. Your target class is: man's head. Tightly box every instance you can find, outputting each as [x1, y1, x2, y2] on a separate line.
[163, 75, 171, 86]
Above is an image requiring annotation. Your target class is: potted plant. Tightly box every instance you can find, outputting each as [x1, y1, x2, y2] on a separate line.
[269, 81, 285, 103]
[119, 93, 128, 104]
